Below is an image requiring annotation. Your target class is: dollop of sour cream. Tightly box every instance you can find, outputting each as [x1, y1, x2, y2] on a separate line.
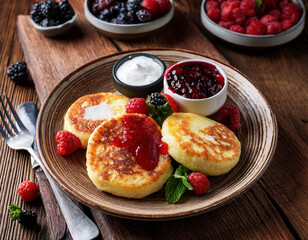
[116, 56, 163, 86]
[83, 103, 114, 120]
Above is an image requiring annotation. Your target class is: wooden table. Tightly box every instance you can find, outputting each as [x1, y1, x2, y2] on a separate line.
[0, 0, 307, 239]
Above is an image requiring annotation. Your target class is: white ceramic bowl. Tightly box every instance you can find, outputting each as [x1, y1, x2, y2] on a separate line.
[84, 0, 174, 40]
[30, 14, 77, 38]
[200, 0, 306, 48]
[163, 59, 228, 116]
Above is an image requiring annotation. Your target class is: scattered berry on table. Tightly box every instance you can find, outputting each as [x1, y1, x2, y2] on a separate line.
[17, 181, 39, 202]
[9, 205, 37, 227]
[215, 104, 241, 131]
[126, 98, 149, 114]
[56, 130, 81, 155]
[149, 92, 167, 106]
[162, 94, 178, 112]
[7, 62, 28, 85]
[30, 0, 75, 27]
[187, 172, 210, 195]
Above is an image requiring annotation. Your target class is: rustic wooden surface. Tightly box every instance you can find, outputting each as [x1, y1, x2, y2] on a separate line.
[0, 0, 307, 239]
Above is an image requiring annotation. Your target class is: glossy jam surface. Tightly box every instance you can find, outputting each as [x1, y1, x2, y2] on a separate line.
[111, 115, 168, 171]
[166, 62, 225, 99]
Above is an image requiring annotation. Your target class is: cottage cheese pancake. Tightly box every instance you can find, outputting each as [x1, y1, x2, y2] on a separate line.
[86, 114, 173, 199]
[162, 113, 241, 176]
[63, 93, 129, 148]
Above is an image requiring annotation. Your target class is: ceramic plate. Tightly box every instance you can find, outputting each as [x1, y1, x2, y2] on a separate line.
[37, 49, 278, 220]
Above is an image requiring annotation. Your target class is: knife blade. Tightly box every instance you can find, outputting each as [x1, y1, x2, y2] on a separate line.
[17, 102, 69, 240]
[17, 102, 39, 169]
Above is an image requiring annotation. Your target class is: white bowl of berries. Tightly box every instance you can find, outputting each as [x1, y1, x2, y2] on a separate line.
[163, 59, 228, 116]
[201, 0, 306, 47]
[30, 0, 77, 37]
[84, 0, 174, 40]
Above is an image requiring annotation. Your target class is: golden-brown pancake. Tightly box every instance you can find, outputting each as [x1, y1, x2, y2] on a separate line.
[86, 114, 173, 199]
[162, 112, 241, 176]
[63, 93, 129, 148]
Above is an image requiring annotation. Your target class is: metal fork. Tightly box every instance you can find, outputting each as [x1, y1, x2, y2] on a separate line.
[0, 95, 99, 240]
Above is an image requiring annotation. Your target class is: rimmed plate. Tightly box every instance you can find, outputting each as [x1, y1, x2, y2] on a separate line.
[37, 49, 278, 220]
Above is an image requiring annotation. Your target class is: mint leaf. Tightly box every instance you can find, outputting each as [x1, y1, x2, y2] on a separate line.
[9, 204, 22, 220]
[165, 175, 187, 204]
[256, 0, 263, 10]
[165, 165, 193, 203]
[147, 102, 173, 126]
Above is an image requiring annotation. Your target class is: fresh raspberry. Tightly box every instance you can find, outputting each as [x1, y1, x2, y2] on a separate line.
[187, 172, 210, 194]
[260, 15, 276, 25]
[215, 104, 241, 130]
[126, 98, 149, 114]
[289, 11, 301, 24]
[268, 9, 281, 20]
[282, 2, 300, 15]
[246, 20, 267, 35]
[56, 130, 81, 155]
[244, 16, 258, 28]
[207, 8, 221, 23]
[17, 181, 39, 202]
[221, 0, 240, 22]
[219, 20, 234, 29]
[97, 0, 114, 11]
[162, 94, 179, 112]
[282, 19, 293, 30]
[229, 24, 245, 33]
[141, 0, 159, 15]
[231, 7, 246, 25]
[266, 21, 283, 34]
[240, 0, 256, 17]
[206, 0, 219, 11]
[279, 0, 289, 10]
[157, 0, 171, 15]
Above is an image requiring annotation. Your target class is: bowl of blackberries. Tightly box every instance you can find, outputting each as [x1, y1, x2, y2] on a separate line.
[201, 0, 306, 47]
[84, 0, 174, 40]
[30, 0, 77, 37]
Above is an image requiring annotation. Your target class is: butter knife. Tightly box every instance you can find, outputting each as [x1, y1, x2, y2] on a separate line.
[17, 102, 99, 240]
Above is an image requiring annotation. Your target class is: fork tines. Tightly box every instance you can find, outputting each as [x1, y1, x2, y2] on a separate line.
[0, 94, 27, 139]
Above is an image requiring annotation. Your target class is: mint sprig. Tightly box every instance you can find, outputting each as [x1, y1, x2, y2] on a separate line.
[147, 102, 173, 126]
[165, 165, 193, 204]
[9, 204, 22, 220]
[256, 0, 263, 10]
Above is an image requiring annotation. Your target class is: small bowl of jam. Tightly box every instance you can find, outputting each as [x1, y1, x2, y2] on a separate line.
[163, 59, 228, 116]
[113, 53, 166, 98]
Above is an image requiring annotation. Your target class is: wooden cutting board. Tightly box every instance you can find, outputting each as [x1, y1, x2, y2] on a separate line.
[17, 0, 230, 239]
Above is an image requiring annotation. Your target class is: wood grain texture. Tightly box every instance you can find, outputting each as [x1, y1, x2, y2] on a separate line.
[0, 0, 306, 239]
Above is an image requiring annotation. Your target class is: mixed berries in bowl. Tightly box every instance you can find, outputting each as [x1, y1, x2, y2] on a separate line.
[29, 0, 77, 37]
[163, 59, 228, 116]
[84, 0, 174, 40]
[201, 0, 306, 47]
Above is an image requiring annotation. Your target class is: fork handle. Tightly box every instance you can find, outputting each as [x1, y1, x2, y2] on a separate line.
[27, 147, 99, 240]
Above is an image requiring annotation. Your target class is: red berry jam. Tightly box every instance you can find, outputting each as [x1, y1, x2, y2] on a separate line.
[111, 115, 168, 171]
[166, 61, 225, 99]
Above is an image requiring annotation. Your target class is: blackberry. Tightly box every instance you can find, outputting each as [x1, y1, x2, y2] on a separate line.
[149, 92, 167, 106]
[126, 0, 141, 12]
[7, 62, 28, 85]
[91, 2, 99, 16]
[115, 12, 126, 24]
[136, 9, 152, 23]
[59, 0, 75, 21]
[18, 210, 37, 227]
[30, 9, 42, 24]
[98, 8, 112, 21]
[40, 18, 59, 27]
[40, 0, 61, 19]
[9, 205, 37, 228]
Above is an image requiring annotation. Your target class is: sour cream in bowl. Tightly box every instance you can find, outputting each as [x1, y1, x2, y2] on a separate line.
[113, 53, 166, 98]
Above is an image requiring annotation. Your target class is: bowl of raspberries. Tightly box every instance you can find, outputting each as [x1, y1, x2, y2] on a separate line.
[84, 0, 174, 40]
[201, 0, 305, 47]
[30, 0, 76, 37]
